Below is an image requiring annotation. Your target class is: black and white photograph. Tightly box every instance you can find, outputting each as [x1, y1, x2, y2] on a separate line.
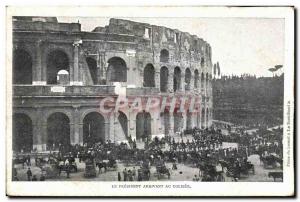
[5, 6, 295, 197]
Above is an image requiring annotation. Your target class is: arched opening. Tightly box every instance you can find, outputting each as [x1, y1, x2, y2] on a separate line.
[160, 66, 168, 92]
[206, 108, 209, 128]
[13, 49, 32, 84]
[136, 112, 151, 141]
[173, 66, 181, 92]
[201, 72, 205, 89]
[118, 111, 128, 138]
[194, 70, 199, 89]
[201, 57, 205, 68]
[86, 57, 98, 84]
[47, 112, 70, 148]
[185, 68, 191, 91]
[186, 111, 192, 130]
[160, 49, 169, 63]
[13, 113, 33, 152]
[161, 110, 170, 136]
[107, 57, 127, 82]
[206, 73, 209, 90]
[47, 50, 69, 84]
[83, 112, 105, 145]
[143, 64, 155, 87]
[201, 108, 205, 129]
[57, 70, 69, 85]
[174, 111, 183, 133]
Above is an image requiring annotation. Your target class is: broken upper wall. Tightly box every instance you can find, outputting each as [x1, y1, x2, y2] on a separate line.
[13, 16, 81, 32]
[106, 18, 212, 69]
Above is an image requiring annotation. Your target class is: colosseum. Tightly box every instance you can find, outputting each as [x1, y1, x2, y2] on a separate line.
[12, 17, 213, 152]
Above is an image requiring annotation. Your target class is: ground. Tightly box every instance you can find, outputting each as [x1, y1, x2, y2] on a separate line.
[14, 154, 282, 182]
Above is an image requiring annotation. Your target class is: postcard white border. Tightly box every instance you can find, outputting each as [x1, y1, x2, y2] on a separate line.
[5, 6, 294, 196]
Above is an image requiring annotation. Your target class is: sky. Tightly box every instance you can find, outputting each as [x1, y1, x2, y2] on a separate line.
[58, 17, 285, 77]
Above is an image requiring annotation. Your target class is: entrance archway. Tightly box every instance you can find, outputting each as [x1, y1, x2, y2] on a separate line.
[118, 111, 128, 138]
[160, 49, 169, 63]
[201, 72, 205, 89]
[185, 68, 191, 91]
[173, 66, 181, 92]
[107, 57, 127, 82]
[83, 112, 105, 144]
[143, 64, 155, 87]
[86, 57, 98, 84]
[160, 66, 168, 92]
[47, 50, 69, 84]
[13, 113, 33, 152]
[13, 49, 32, 84]
[47, 112, 70, 148]
[136, 112, 151, 141]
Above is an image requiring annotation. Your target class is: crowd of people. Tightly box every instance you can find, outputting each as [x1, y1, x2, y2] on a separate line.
[12, 124, 283, 182]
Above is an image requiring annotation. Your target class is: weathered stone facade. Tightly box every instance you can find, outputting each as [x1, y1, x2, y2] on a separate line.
[12, 17, 213, 152]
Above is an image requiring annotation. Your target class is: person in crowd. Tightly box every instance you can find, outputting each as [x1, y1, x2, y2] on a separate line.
[118, 172, 121, 181]
[26, 167, 32, 181]
[123, 168, 128, 181]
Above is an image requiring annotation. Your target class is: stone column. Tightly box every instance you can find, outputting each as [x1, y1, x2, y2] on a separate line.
[71, 41, 82, 85]
[129, 111, 136, 140]
[73, 107, 81, 145]
[181, 73, 185, 92]
[32, 110, 45, 151]
[169, 112, 174, 136]
[107, 113, 114, 142]
[155, 69, 160, 89]
[33, 40, 46, 85]
[168, 68, 174, 93]
[190, 74, 194, 92]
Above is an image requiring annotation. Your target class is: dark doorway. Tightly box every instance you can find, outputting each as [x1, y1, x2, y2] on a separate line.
[13, 113, 33, 152]
[173, 66, 181, 92]
[160, 66, 168, 92]
[83, 112, 105, 145]
[47, 50, 69, 84]
[47, 112, 70, 148]
[118, 111, 128, 138]
[86, 57, 98, 84]
[143, 64, 155, 87]
[107, 57, 127, 82]
[13, 49, 32, 84]
[136, 112, 151, 141]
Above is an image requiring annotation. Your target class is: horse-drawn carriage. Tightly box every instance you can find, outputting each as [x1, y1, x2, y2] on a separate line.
[261, 154, 282, 169]
[84, 159, 97, 178]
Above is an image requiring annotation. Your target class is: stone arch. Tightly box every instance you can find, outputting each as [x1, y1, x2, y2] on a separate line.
[13, 49, 32, 84]
[47, 112, 70, 148]
[201, 72, 205, 89]
[46, 49, 70, 84]
[107, 57, 127, 82]
[143, 64, 155, 87]
[83, 112, 105, 144]
[86, 57, 98, 84]
[136, 111, 151, 141]
[13, 113, 33, 152]
[160, 49, 169, 63]
[173, 66, 181, 92]
[160, 66, 169, 92]
[194, 69, 199, 89]
[185, 68, 192, 91]
[118, 111, 128, 138]
[201, 57, 205, 68]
